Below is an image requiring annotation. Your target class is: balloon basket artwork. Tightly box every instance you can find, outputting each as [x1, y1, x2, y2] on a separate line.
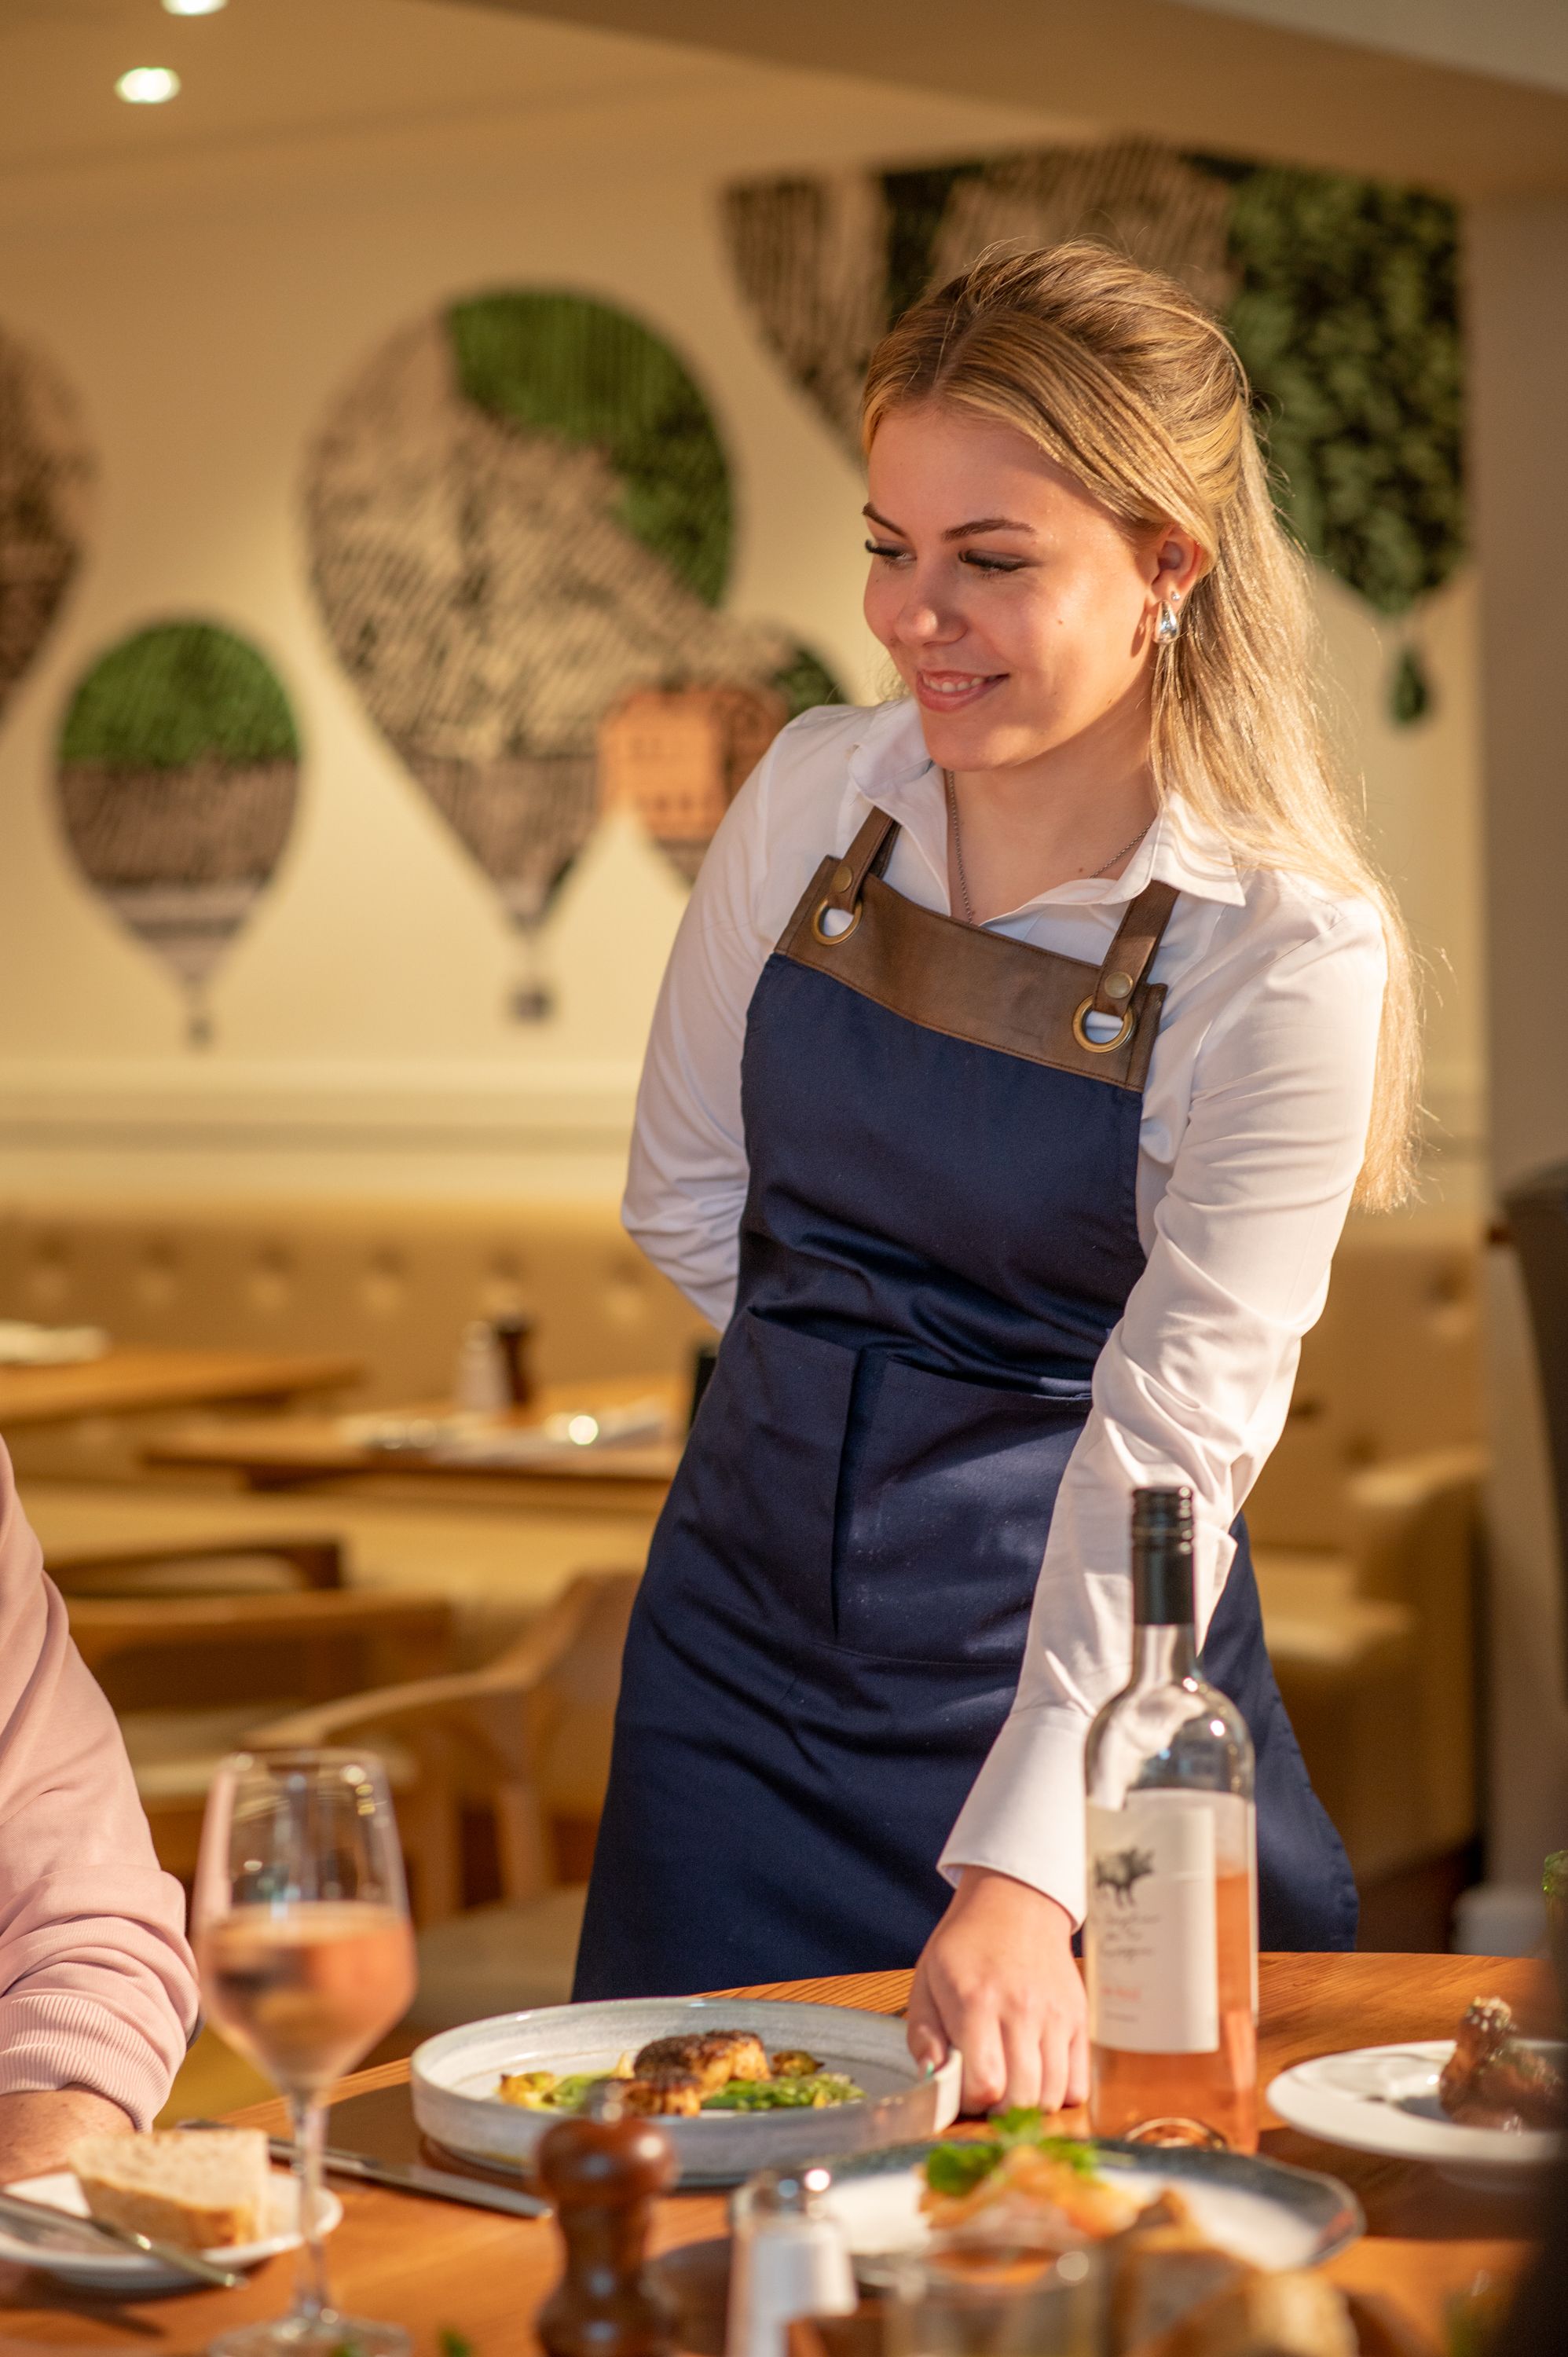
[598, 685, 785, 883]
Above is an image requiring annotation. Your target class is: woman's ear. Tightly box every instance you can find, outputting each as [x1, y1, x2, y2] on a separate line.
[1150, 526, 1205, 605]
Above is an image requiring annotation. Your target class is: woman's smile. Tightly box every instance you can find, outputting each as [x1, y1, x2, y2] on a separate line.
[913, 667, 1007, 713]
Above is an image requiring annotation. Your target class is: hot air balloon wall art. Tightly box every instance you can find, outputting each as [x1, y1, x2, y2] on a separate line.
[303, 289, 838, 1019]
[55, 621, 301, 1047]
[0, 320, 95, 724]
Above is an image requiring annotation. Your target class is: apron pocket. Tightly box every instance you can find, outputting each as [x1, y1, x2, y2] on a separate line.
[654, 1307, 855, 1648]
[831, 1355, 1090, 1668]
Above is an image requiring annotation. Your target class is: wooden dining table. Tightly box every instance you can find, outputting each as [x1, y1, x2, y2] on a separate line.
[0, 1347, 364, 1431]
[144, 1373, 687, 1512]
[0, 1954, 1551, 2355]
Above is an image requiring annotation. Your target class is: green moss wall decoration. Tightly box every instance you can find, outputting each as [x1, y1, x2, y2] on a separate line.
[724, 141, 1462, 724]
[450, 291, 734, 609]
[306, 291, 840, 1015]
[56, 621, 300, 1047]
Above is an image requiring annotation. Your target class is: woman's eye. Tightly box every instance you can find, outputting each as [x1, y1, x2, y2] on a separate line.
[863, 540, 909, 562]
[961, 552, 1028, 574]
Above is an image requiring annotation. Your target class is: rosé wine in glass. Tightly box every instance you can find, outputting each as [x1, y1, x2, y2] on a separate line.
[193, 1750, 416, 2357]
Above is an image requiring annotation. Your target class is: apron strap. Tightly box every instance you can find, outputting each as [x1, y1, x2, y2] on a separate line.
[818, 807, 900, 923]
[1088, 880, 1181, 1024]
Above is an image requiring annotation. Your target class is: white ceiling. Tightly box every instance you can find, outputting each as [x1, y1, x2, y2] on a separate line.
[0, 0, 764, 175]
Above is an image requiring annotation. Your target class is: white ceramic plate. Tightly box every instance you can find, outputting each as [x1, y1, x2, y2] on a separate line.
[1268, 2040, 1566, 2187]
[412, 1997, 962, 2186]
[815, 2137, 1362, 2273]
[0, 2169, 343, 2295]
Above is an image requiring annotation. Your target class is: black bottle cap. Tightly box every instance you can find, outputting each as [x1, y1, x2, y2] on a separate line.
[1131, 1485, 1196, 1626]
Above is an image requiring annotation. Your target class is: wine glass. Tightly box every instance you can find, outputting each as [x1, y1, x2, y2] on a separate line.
[193, 1749, 419, 2357]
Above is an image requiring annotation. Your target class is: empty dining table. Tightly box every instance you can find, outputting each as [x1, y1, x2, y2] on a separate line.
[0, 1346, 364, 1430]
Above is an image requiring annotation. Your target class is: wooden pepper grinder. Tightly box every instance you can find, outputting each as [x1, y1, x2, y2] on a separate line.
[535, 2085, 678, 2357]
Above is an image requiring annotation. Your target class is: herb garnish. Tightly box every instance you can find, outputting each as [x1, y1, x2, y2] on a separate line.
[922, 2108, 1098, 2196]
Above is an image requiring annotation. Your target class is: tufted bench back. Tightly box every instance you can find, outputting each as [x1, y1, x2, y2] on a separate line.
[0, 1197, 712, 1409]
[0, 1200, 1480, 1542]
[1246, 1213, 1483, 1550]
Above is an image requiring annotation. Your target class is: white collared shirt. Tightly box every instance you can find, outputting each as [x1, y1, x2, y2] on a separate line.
[624, 699, 1386, 1923]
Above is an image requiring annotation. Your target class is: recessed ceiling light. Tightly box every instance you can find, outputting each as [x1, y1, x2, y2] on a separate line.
[163, 0, 227, 14]
[116, 67, 181, 104]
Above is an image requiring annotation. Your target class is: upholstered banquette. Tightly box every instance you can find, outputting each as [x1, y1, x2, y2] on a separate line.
[0, 1197, 1482, 1900]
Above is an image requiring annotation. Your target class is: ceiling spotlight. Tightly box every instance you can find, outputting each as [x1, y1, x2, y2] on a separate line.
[163, 0, 227, 13]
[116, 66, 181, 104]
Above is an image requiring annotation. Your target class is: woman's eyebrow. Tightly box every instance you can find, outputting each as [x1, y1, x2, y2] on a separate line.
[860, 503, 1036, 541]
[944, 516, 1036, 540]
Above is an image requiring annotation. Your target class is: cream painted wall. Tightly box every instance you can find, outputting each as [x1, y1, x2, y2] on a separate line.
[0, 30, 1484, 1209]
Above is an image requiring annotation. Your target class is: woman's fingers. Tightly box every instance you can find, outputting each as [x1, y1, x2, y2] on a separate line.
[998, 2008, 1046, 2112]
[952, 1989, 1009, 2114]
[1037, 2008, 1072, 2114]
[904, 1966, 949, 2072]
[1065, 2011, 1091, 2110]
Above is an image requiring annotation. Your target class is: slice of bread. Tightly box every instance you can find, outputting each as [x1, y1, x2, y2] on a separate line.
[69, 2129, 272, 2253]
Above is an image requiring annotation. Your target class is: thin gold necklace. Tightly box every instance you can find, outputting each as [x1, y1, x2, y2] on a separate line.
[942, 768, 1151, 926]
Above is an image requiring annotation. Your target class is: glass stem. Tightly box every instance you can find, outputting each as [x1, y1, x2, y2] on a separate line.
[290, 2091, 333, 2327]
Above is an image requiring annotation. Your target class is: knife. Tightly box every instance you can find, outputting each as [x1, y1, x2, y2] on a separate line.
[178, 2121, 549, 2220]
[0, 2187, 244, 2287]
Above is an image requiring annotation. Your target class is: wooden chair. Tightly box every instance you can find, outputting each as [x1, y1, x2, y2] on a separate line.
[247, 1571, 639, 2028]
[70, 1588, 454, 1878]
[49, 1534, 345, 1597]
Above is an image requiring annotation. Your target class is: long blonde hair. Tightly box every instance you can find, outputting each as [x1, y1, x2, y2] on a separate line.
[860, 240, 1419, 1210]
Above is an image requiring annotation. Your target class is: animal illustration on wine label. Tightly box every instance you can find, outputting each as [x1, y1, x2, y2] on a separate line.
[1093, 1845, 1156, 1907]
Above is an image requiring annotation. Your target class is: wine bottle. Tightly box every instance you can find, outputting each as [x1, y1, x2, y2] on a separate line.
[1083, 1486, 1258, 2151]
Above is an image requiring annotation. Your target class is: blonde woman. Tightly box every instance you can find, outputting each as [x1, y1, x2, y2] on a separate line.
[576, 244, 1415, 2113]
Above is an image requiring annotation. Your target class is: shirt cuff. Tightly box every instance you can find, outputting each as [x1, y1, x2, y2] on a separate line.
[0, 1992, 179, 2131]
[938, 1706, 1091, 1928]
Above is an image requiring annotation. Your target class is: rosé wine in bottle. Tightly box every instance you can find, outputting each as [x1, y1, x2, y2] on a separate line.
[1084, 1486, 1258, 2153]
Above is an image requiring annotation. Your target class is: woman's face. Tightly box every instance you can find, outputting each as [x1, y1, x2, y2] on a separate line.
[863, 401, 1194, 778]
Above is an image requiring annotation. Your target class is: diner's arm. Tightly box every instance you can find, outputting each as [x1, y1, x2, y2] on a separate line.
[0, 1443, 200, 2154]
[0, 2089, 134, 2183]
[925, 894, 1385, 2095]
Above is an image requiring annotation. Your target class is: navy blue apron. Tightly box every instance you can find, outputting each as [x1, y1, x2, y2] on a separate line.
[576, 805, 1357, 1996]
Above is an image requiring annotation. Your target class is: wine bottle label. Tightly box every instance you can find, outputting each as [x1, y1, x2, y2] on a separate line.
[1086, 1794, 1218, 2055]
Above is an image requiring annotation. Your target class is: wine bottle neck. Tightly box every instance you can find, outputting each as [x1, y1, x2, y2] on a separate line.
[1131, 1621, 1198, 1684]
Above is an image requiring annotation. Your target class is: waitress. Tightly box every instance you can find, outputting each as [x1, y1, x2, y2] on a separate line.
[574, 241, 1416, 2114]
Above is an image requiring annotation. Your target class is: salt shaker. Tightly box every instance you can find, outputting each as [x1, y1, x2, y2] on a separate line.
[727, 2168, 856, 2357]
[535, 2084, 678, 2357]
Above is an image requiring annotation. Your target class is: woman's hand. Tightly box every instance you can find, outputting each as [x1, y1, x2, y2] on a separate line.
[907, 1866, 1088, 2116]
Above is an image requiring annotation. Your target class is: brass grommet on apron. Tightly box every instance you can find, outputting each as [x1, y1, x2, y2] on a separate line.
[1072, 993, 1136, 1053]
[812, 896, 862, 944]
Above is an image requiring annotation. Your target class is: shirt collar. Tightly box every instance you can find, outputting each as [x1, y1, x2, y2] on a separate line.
[844, 697, 1246, 915]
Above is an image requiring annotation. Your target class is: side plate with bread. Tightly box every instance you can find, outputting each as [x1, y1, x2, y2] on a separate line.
[0, 2130, 343, 2296]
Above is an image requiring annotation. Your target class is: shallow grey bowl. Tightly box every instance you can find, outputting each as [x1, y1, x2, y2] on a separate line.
[411, 1997, 962, 2187]
[817, 2135, 1364, 2273]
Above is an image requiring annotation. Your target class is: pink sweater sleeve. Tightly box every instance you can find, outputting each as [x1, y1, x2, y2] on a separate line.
[0, 1442, 199, 2127]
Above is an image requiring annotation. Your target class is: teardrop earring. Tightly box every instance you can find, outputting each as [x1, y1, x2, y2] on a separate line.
[1156, 592, 1182, 645]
